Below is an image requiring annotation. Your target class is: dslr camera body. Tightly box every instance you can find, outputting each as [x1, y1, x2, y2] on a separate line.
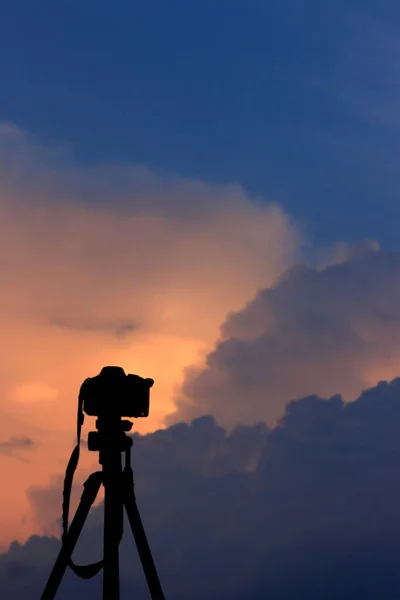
[80, 366, 153, 418]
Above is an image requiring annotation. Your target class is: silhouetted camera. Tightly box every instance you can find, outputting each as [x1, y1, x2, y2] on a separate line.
[80, 366, 153, 418]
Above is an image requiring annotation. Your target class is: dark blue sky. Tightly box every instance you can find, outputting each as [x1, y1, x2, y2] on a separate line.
[1, 0, 399, 247]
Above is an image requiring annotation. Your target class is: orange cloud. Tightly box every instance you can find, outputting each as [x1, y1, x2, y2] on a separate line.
[0, 124, 301, 548]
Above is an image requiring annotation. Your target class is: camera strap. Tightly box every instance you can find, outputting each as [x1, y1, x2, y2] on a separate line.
[61, 392, 104, 579]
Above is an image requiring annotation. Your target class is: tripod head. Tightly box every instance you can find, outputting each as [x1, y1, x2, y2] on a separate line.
[87, 417, 133, 454]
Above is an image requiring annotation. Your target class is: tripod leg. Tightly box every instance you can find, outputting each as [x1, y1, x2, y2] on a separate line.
[123, 467, 166, 600]
[41, 471, 103, 600]
[102, 445, 124, 600]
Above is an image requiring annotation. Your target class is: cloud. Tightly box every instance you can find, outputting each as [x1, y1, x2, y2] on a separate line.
[0, 436, 35, 458]
[50, 317, 138, 338]
[168, 241, 400, 428]
[24, 416, 269, 542]
[131, 414, 269, 479]
[0, 123, 300, 549]
[3, 378, 400, 598]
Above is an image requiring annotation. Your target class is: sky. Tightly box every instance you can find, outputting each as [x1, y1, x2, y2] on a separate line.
[2, 1, 400, 598]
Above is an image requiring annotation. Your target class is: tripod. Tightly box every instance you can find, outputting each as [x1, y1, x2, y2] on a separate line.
[40, 414, 165, 600]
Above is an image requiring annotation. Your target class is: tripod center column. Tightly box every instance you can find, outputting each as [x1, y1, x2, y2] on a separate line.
[98, 414, 125, 600]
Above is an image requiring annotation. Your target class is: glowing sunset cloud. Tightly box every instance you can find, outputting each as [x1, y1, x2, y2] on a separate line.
[0, 125, 301, 548]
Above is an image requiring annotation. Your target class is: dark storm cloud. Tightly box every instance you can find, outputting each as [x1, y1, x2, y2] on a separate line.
[25, 418, 268, 538]
[169, 242, 400, 428]
[131, 415, 269, 477]
[4, 377, 400, 598]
